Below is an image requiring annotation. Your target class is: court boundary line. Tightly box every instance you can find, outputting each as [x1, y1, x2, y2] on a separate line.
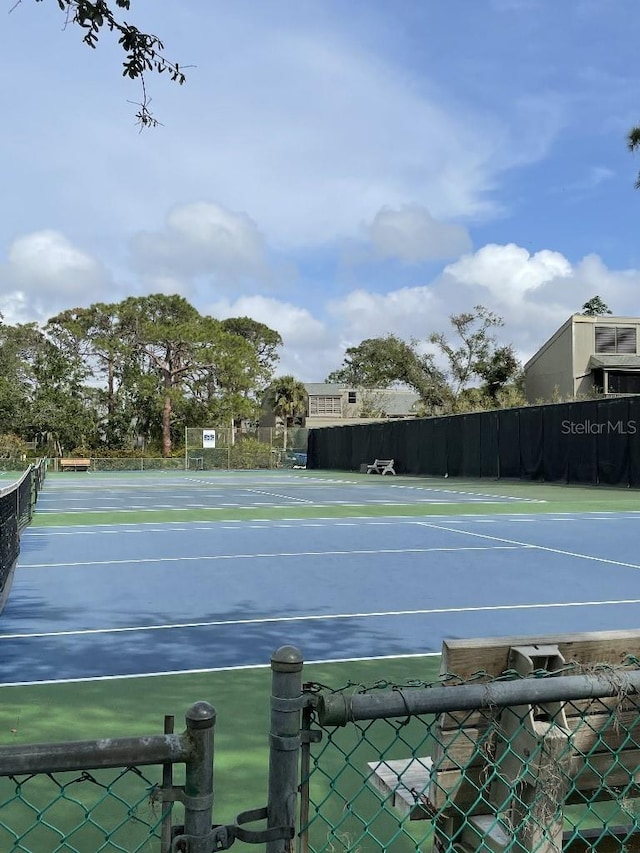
[417, 520, 640, 570]
[19, 544, 526, 569]
[4, 596, 640, 641]
[0, 651, 441, 688]
[28, 510, 640, 532]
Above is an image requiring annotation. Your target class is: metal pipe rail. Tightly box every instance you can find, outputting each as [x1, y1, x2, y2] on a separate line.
[317, 668, 640, 726]
[0, 733, 190, 776]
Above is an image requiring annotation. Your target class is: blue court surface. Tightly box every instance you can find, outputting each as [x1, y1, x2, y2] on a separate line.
[2, 469, 640, 685]
[33, 473, 541, 513]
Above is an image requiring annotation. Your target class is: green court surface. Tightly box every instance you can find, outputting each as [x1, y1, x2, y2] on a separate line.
[0, 656, 441, 830]
[31, 470, 640, 527]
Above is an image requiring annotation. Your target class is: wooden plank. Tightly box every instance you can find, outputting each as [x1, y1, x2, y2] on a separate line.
[564, 827, 640, 853]
[441, 630, 640, 679]
[367, 758, 434, 820]
[433, 709, 640, 772]
[369, 754, 640, 820]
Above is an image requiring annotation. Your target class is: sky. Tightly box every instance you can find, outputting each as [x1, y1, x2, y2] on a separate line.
[2, 0, 640, 381]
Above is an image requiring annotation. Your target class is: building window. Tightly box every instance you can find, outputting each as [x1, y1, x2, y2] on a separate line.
[348, 391, 357, 404]
[308, 395, 342, 416]
[595, 326, 637, 354]
[607, 372, 640, 394]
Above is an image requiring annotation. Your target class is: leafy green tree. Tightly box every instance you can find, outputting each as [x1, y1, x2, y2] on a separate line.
[47, 304, 142, 448]
[28, 330, 99, 452]
[327, 335, 447, 413]
[219, 317, 282, 381]
[116, 295, 265, 456]
[628, 126, 640, 188]
[29, 0, 185, 126]
[581, 296, 612, 316]
[187, 327, 263, 444]
[0, 320, 40, 436]
[264, 376, 307, 450]
[476, 344, 521, 402]
[429, 306, 510, 399]
[0, 434, 27, 459]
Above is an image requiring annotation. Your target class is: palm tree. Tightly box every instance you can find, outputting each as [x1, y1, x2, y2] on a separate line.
[628, 126, 640, 187]
[265, 375, 307, 450]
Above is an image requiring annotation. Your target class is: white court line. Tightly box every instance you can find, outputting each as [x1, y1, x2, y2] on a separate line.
[24, 512, 640, 536]
[3, 597, 640, 641]
[0, 651, 441, 688]
[416, 520, 640, 570]
[246, 489, 315, 504]
[20, 544, 526, 569]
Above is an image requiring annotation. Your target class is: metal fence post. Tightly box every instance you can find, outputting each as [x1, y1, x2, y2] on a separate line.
[182, 701, 216, 853]
[267, 646, 303, 853]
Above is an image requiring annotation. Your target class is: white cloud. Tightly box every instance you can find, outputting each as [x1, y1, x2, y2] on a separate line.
[325, 242, 640, 379]
[329, 286, 440, 347]
[367, 206, 472, 263]
[443, 244, 572, 305]
[129, 202, 269, 285]
[0, 230, 110, 324]
[208, 295, 334, 377]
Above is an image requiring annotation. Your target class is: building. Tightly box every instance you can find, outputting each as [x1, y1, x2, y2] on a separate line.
[524, 314, 640, 402]
[260, 384, 421, 433]
[304, 383, 421, 428]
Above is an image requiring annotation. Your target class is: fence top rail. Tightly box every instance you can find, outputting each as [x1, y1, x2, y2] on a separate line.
[0, 732, 190, 776]
[316, 667, 640, 726]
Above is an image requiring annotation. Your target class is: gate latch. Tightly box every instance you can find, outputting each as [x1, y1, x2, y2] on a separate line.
[171, 805, 294, 852]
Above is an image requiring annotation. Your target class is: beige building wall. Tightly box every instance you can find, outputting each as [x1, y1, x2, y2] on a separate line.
[573, 317, 598, 396]
[525, 314, 640, 402]
[524, 318, 575, 401]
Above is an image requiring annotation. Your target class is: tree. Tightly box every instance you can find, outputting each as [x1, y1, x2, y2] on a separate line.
[429, 306, 506, 397]
[0, 320, 41, 436]
[327, 335, 447, 413]
[581, 296, 612, 316]
[264, 376, 307, 450]
[476, 344, 521, 402]
[46, 303, 142, 448]
[628, 125, 640, 188]
[28, 0, 185, 126]
[219, 317, 282, 390]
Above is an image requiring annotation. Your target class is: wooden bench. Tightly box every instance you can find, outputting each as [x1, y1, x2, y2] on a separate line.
[369, 630, 640, 853]
[59, 458, 91, 472]
[365, 458, 396, 475]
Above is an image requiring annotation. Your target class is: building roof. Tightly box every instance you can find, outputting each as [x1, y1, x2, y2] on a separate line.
[304, 383, 343, 395]
[589, 354, 640, 369]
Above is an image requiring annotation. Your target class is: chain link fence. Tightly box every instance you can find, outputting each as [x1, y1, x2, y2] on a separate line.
[300, 645, 640, 853]
[0, 648, 302, 853]
[0, 766, 167, 852]
[4, 638, 640, 852]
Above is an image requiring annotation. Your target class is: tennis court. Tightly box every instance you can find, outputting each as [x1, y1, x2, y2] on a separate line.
[2, 469, 640, 685]
[2, 467, 640, 842]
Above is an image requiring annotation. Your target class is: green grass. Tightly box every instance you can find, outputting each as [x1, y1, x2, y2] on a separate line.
[0, 656, 440, 844]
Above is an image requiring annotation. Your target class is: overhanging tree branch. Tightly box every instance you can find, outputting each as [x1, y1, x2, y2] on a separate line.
[26, 0, 187, 127]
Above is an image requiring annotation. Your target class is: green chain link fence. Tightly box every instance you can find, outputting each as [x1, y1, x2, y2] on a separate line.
[0, 648, 302, 853]
[0, 765, 167, 852]
[3, 639, 640, 852]
[300, 647, 640, 853]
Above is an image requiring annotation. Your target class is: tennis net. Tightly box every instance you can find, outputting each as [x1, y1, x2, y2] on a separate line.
[0, 460, 47, 601]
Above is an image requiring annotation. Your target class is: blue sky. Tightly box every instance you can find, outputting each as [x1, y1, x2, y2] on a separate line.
[2, 0, 640, 380]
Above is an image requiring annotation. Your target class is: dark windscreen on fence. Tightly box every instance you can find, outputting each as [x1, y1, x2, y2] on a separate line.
[306, 397, 638, 487]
